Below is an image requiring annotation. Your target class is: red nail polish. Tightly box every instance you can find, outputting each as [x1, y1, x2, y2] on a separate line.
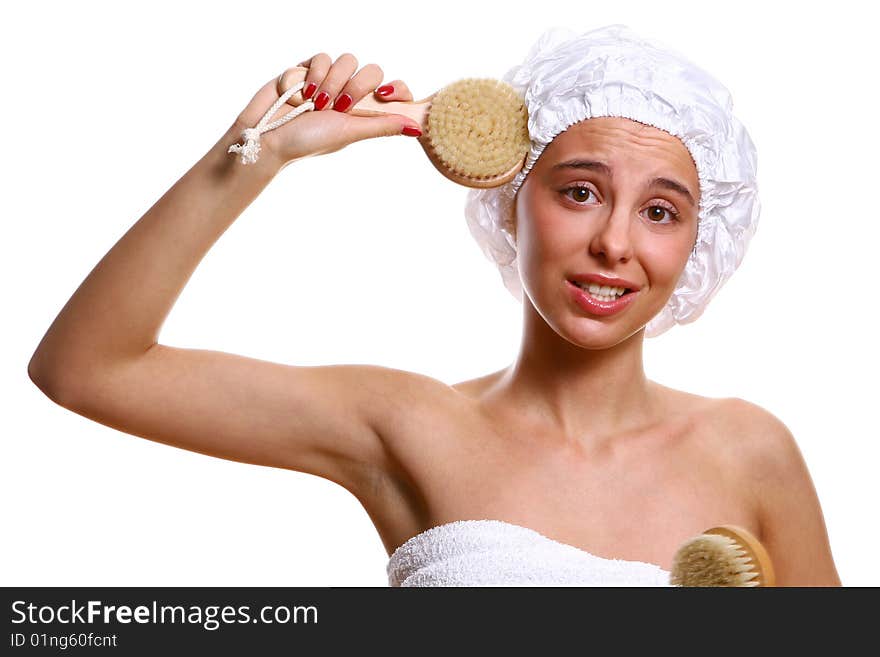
[303, 82, 317, 99]
[376, 85, 394, 97]
[402, 126, 422, 137]
[314, 91, 330, 110]
[333, 93, 352, 112]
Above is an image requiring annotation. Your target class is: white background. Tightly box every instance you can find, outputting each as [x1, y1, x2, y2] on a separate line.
[3, 0, 877, 586]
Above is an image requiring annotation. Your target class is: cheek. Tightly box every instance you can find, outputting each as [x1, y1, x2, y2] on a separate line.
[638, 236, 693, 287]
[514, 197, 576, 296]
[517, 212, 579, 287]
[518, 192, 577, 256]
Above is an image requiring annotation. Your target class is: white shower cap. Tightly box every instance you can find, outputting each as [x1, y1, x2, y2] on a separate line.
[464, 24, 760, 337]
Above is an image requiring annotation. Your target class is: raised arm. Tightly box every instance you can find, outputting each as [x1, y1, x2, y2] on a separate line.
[27, 54, 429, 494]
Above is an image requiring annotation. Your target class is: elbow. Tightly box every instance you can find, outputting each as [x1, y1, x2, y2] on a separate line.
[28, 354, 60, 404]
[27, 351, 80, 409]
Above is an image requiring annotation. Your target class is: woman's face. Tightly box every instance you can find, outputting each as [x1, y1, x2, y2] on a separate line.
[513, 116, 701, 346]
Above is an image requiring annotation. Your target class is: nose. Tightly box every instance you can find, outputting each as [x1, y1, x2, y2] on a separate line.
[588, 204, 634, 263]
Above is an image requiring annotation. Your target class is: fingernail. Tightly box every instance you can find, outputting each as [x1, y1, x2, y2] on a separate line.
[333, 93, 352, 112]
[376, 85, 394, 97]
[402, 126, 422, 137]
[303, 82, 317, 99]
[314, 91, 330, 110]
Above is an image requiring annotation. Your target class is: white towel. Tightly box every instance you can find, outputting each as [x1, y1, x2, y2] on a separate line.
[387, 519, 672, 587]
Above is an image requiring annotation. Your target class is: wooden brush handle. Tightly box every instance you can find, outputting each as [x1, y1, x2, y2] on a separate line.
[277, 66, 434, 128]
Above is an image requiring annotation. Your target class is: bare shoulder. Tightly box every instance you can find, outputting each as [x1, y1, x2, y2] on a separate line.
[711, 397, 795, 459]
[711, 397, 813, 484]
[713, 397, 842, 586]
[358, 364, 467, 462]
[329, 363, 460, 480]
[707, 397, 809, 514]
[364, 365, 463, 426]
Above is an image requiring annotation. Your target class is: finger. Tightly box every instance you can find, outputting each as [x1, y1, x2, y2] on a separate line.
[342, 113, 422, 144]
[312, 52, 358, 111]
[332, 63, 384, 112]
[293, 52, 331, 101]
[373, 79, 414, 102]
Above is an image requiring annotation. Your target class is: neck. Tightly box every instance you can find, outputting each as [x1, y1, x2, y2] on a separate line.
[488, 299, 658, 451]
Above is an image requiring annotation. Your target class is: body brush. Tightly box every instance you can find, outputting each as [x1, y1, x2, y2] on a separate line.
[670, 524, 776, 587]
[238, 67, 531, 188]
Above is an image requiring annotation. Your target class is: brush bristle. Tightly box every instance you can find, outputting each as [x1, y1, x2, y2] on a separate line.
[425, 78, 530, 182]
[669, 534, 761, 587]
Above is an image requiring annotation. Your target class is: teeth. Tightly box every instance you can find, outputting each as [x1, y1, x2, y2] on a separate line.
[576, 281, 626, 297]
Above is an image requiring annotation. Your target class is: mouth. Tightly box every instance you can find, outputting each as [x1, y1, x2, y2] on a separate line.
[566, 279, 636, 302]
[565, 279, 640, 317]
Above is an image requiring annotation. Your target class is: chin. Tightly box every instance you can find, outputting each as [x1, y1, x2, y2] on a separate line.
[555, 315, 643, 349]
[582, 327, 643, 349]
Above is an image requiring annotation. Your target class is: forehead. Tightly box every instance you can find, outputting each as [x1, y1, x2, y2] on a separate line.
[538, 116, 698, 186]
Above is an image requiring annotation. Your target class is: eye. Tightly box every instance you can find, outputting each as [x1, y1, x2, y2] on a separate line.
[561, 184, 598, 205]
[642, 202, 680, 224]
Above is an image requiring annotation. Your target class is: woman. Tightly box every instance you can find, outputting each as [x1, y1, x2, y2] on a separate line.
[27, 25, 841, 586]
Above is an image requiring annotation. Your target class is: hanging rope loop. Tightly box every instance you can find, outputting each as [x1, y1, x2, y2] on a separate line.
[228, 80, 315, 164]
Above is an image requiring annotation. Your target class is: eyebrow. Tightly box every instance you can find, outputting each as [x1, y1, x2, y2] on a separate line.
[550, 158, 697, 208]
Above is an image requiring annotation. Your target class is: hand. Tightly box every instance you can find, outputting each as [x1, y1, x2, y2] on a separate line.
[234, 52, 419, 167]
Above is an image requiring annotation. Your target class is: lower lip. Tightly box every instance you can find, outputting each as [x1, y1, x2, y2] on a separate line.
[566, 280, 639, 316]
